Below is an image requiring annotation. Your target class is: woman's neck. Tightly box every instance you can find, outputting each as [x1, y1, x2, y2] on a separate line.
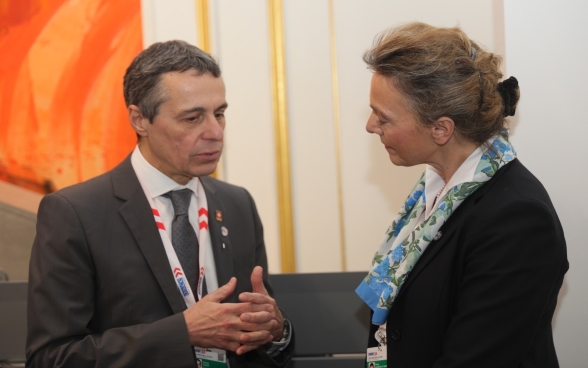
[427, 138, 479, 183]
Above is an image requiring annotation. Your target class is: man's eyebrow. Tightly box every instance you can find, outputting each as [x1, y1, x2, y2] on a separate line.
[175, 103, 228, 119]
[215, 103, 228, 112]
[175, 107, 205, 118]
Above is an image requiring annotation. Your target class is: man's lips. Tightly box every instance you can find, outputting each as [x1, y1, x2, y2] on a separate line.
[194, 150, 221, 161]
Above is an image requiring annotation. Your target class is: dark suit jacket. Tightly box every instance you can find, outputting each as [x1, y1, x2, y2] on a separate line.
[367, 159, 568, 367]
[26, 156, 293, 367]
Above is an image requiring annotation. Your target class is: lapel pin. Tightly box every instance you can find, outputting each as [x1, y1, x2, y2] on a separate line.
[216, 210, 223, 222]
[221, 226, 228, 236]
[434, 231, 442, 241]
[222, 243, 226, 249]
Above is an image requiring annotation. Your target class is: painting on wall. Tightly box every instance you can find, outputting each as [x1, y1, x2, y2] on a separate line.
[0, 0, 143, 194]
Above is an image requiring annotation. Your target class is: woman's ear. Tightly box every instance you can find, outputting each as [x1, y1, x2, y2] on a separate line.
[430, 117, 455, 145]
[128, 105, 148, 137]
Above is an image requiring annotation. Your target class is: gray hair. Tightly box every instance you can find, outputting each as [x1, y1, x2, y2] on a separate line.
[123, 40, 221, 122]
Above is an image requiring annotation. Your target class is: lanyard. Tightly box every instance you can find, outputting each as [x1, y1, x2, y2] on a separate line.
[136, 176, 210, 306]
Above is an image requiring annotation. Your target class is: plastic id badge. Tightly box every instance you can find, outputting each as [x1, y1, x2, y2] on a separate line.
[366, 346, 387, 368]
[195, 348, 227, 368]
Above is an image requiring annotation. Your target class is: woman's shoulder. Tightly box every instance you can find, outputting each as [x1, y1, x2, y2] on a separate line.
[482, 159, 555, 209]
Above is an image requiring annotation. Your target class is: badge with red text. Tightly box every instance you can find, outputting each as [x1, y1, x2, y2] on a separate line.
[194, 347, 227, 367]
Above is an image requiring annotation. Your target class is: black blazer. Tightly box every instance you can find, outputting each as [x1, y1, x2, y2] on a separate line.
[367, 159, 568, 367]
[26, 156, 292, 367]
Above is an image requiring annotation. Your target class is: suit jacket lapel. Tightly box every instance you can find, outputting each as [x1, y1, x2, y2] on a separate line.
[200, 177, 235, 300]
[395, 204, 466, 300]
[395, 160, 517, 301]
[111, 157, 187, 314]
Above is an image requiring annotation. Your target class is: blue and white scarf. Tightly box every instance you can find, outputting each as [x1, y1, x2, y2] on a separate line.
[356, 130, 516, 325]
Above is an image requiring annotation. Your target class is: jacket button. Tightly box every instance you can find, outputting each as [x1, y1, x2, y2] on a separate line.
[390, 329, 401, 340]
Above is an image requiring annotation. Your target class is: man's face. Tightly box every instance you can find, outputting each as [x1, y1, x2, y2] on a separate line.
[133, 70, 227, 184]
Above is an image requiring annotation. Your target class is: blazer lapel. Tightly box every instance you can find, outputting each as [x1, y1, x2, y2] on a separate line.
[395, 159, 517, 300]
[111, 157, 187, 314]
[201, 177, 235, 299]
[395, 204, 466, 300]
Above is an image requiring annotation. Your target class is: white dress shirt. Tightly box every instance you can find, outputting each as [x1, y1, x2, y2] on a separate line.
[130, 145, 219, 294]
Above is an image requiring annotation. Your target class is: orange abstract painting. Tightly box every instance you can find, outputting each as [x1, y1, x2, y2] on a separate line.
[0, 0, 143, 193]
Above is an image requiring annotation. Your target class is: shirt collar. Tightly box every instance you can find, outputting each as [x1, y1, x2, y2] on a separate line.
[130, 145, 200, 199]
[424, 144, 484, 217]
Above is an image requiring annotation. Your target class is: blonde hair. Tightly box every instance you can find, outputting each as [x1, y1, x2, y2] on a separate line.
[364, 22, 519, 144]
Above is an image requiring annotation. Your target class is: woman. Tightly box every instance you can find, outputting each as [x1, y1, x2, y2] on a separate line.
[356, 22, 568, 367]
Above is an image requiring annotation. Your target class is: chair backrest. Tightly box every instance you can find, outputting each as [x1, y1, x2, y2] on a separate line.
[0, 281, 28, 364]
[269, 272, 370, 367]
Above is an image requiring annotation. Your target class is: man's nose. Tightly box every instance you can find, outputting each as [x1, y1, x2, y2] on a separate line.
[202, 115, 224, 140]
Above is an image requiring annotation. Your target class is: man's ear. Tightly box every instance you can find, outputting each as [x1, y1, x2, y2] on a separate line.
[129, 105, 148, 137]
[430, 116, 455, 146]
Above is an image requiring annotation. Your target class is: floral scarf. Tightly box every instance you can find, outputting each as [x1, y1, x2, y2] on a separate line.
[356, 130, 516, 325]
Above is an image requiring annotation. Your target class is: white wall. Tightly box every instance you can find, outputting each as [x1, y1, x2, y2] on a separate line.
[504, 2, 588, 366]
[282, 0, 343, 272]
[140, 0, 499, 274]
[212, 0, 282, 274]
[140, 0, 198, 46]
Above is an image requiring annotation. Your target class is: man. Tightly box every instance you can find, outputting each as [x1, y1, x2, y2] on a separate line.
[26, 41, 292, 367]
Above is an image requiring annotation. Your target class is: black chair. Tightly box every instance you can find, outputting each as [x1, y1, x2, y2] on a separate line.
[269, 272, 370, 368]
[0, 281, 27, 365]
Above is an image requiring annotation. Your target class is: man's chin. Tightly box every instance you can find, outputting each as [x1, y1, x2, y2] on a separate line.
[190, 162, 219, 178]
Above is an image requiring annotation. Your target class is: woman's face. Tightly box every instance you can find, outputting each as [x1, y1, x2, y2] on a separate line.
[366, 73, 435, 167]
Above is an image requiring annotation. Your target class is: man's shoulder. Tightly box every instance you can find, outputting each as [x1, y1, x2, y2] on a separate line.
[51, 157, 135, 204]
[57, 170, 112, 197]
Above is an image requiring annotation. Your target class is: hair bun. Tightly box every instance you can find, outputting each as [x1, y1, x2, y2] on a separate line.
[497, 76, 519, 117]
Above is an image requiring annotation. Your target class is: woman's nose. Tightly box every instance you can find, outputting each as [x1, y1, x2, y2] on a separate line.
[366, 114, 382, 135]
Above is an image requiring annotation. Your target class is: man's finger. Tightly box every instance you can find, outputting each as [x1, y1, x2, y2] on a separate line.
[240, 311, 275, 324]
[236, 343, 262, 355]
[239, 329, 272, 344]
[238, 292, 275, 306]
[203, 277, 237, 303]
[238, 319, 276, 333]
[236, 335, 274, 355]
[250, 266, 267, 295]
